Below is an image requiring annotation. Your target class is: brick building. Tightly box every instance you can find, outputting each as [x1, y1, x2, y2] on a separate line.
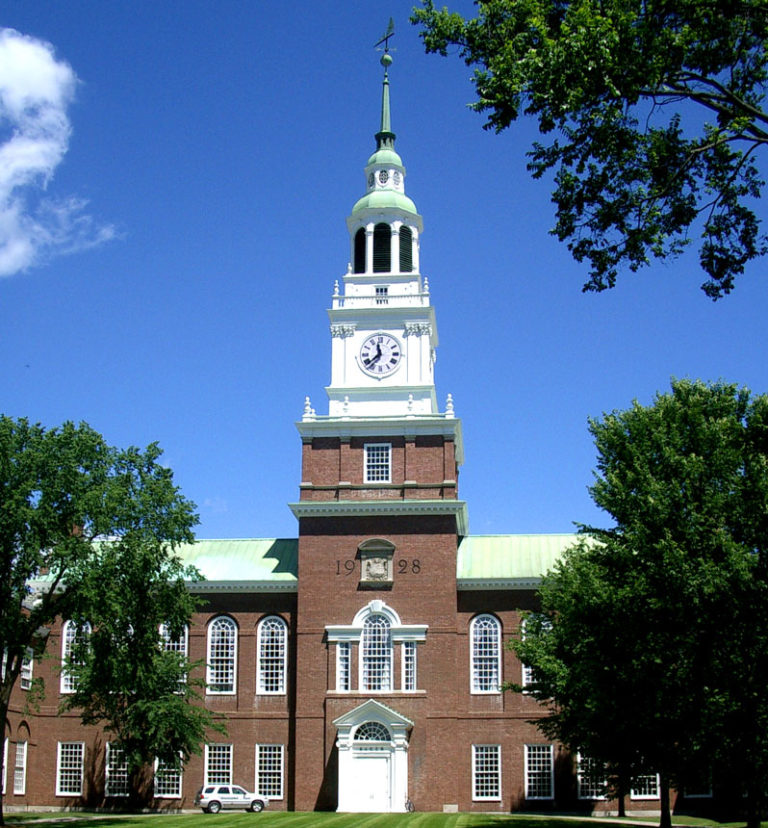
[4, 52, 678, 816]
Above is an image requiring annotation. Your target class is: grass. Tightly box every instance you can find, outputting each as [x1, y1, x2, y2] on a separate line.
[3, 814, 768, 828]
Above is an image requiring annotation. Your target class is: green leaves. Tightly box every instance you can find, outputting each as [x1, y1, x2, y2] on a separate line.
[0, 416, 203, 811]
[413, 0, 768, 296]
[509, 380, 768, 824]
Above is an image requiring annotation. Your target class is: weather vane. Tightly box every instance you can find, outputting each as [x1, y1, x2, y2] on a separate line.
[375, 18, 395, 54]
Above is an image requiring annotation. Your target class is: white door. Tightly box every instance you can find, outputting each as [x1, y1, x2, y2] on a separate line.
[349, 751, 391, 811]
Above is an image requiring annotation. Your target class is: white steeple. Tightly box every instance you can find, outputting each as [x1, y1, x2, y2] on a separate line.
[325, 50, 438, 418]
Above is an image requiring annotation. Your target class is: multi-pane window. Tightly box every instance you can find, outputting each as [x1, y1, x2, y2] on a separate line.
[20, 649, 33, 690]
[255, 744, 284, 800]
[472, 745, 501, 800]
[207, 616, 237, 694]
[257, 616, 287, 694]
[375, 285, 389, 305]
[577, 754, 606, 800]
[205, 744, 232, 785]
[154, 758, 182, 798]
[337, 642, 351, 691]
[361, 615, 392, 691]
[364, 443, 391, 483]
[356, 722, 391, 742]
[525, 744, 554, 800]
[160, 623, 188, 655]
[631, 774, 660, 799]
[56, 742, 84, 796]
[403, 641, 417, 691]
[13, 741, 27, 795]
[60, 621, 91, 694]
[105, 743, 129, 797]
[471, 614, 501, 693]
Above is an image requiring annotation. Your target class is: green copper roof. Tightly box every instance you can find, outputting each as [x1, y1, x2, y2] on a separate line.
[351, 189, 418, 214]
[457, 534, 579, 585]
[176, 539, 298, 586]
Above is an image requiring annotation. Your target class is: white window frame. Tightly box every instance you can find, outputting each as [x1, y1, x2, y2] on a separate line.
[525, 744, 555, 800]
[470, 614, 501, 694]
[360, 614, 392, 691]
[2, 738, 7, 796]
[577, 753, 607, 800]
[402, 641, 417, 691]
[631, 773, 660, 800]
[257, 616, 287, 695]
[336, 642, 351, 692]
[154, 756, 182, 799]
[20, 649, 33, 691]
[204, 744, 233, 786]
[105, 742, 129, 797]
[206, 616, 237, 695]
[13, 740, 27, 795]
[60, 620, 91, 695]
[364, 443, 391, 484]
[56, 741, 84, 796]
[472, 744, 501, 801]
[255, 744, 284, 800]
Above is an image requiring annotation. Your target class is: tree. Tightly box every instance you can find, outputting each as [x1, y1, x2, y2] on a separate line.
[0, 418, 207, 821]
[511, 380, 768, 828]
[412, 1, 768, 298]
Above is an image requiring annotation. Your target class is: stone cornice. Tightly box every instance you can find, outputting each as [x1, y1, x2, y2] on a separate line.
[187, 580, 297, 593]
[288, 498, 469, 535]
[457, 577, 541, 591]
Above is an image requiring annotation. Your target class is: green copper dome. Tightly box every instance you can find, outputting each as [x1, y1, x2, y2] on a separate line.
[351, 189, 418, 214]
[367, 147, 403, 167]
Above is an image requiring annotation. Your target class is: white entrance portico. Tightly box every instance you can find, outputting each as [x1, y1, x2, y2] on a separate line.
[334, 699, 413, 813]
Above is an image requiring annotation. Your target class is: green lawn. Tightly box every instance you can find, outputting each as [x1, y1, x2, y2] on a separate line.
[3, 814, 766, 828]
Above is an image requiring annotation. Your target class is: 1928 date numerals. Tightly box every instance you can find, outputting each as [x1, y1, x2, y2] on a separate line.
[335, 559, 421, 575]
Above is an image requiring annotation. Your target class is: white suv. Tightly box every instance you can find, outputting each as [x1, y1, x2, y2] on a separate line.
[194, 784, 268, 813]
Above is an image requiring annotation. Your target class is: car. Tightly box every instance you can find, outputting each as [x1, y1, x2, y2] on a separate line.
[194, 784, 269, 813]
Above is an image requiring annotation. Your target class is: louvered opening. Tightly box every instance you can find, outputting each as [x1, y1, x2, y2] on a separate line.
[353, 228, 366, 273]
[399, 226, 413, 272]
[373, 223, 391, 273]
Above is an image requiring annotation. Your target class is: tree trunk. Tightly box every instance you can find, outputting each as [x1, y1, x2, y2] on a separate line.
[617, 774, 627, 818]
[659, 775, 672, 828]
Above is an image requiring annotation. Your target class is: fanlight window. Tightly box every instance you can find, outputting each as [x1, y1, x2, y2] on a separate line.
[355, 721, 391, 742]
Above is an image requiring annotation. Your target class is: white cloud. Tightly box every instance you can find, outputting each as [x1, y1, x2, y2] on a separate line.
[0, 28, 115, 278]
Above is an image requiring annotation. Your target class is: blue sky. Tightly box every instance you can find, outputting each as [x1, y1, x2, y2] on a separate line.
[3, 2, 767, 541]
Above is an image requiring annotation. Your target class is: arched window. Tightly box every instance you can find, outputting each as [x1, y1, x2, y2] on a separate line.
[372, 223, 391, 273]
[60, 620, 91, 694]
[257, 616, 287, 694]
[399, 226, 413, 272]
[355, 721, 391, 742]
[361, 615, 392, 691]
[207, 616, 237, 694]
[354, 227, 366, 273]
[470, 614, 501, 693]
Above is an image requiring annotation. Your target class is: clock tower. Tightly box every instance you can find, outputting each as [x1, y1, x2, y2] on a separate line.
[290, 47, 467, 814]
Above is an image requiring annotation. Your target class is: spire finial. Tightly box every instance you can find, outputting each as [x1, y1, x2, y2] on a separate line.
[374, 19, 396, 151]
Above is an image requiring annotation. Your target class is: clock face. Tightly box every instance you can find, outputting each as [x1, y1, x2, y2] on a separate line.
[368, 172, 375, 187]
[378, 169, 389, 185]
[360, 333, 402, 377]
